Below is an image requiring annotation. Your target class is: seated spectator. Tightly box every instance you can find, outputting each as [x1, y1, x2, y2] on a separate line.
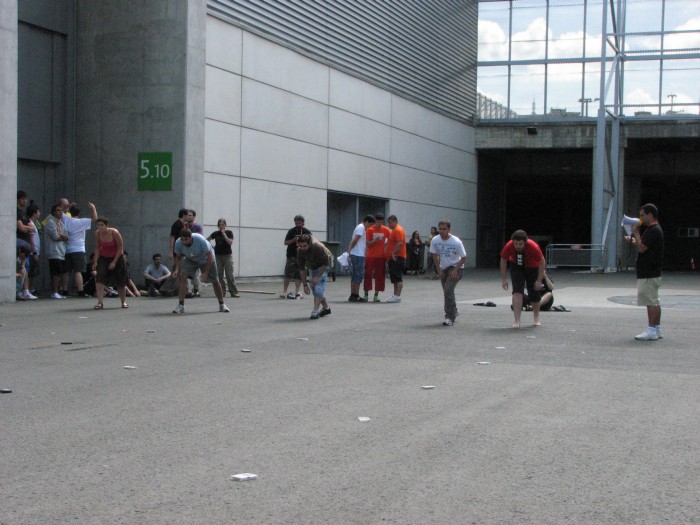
[143, 253, 171, 296]
[123, 251, 141, 298]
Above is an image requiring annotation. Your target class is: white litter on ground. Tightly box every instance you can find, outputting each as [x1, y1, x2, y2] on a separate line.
[358, 416, 371, 422]
[478, 361, 491, 365]
[231, 473, 257, 481]
[421, 385, 436, 390]
[123, 366, 137, 370]
[241, 349, 251, 353]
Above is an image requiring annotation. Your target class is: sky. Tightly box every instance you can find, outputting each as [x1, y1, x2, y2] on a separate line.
[477, 0, 700, 117]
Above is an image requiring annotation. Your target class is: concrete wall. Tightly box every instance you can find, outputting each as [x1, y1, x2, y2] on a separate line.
[205, 16, 477, 276]
[75, 0, 206, 272]
[0, 1, 18, 302]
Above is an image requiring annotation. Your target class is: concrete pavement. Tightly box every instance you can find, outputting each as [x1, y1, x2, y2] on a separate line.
[1, 269, 699, 524]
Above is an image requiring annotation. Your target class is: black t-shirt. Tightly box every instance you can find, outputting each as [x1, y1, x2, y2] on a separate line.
[170, 220, 184, 255]
[636, 223, 664, 279]
[209, 230, 234, 255]
[17, 208, 31, 243]
[285, 226, 311, 258]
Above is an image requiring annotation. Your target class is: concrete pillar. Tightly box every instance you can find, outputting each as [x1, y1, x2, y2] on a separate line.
[0, 1, 18, 302]
[75, 0, 206, 275]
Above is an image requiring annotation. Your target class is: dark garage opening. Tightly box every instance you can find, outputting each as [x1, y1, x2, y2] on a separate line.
[477, 148, 592, 267]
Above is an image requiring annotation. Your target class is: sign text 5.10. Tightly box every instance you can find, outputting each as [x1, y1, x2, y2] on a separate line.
[140, 160, 170, 178]
[137, 152, 172, 191]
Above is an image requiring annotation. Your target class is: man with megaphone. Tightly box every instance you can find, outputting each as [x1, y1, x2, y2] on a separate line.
[625, 203, 664, 341]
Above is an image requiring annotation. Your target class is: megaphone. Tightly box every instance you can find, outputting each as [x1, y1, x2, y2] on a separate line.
[621, 215, 641, 235]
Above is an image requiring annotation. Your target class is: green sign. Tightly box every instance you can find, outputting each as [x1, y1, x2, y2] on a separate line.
[138, 152, 172, 191]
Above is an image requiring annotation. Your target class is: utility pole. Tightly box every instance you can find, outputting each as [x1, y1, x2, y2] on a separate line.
[668, 93, 677, 112]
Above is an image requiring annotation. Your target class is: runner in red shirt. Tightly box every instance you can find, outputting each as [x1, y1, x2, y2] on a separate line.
[500, 229, 545, 329]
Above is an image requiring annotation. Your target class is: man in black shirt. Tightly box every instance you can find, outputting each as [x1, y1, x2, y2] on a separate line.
[281, 215, 311, 299]
[626, 203, 664, 341]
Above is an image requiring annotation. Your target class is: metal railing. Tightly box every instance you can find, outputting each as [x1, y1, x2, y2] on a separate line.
[546, 244, 607, 269]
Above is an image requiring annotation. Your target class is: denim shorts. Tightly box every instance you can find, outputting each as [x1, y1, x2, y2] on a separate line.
[349, 255, 365, 283]
[309, 267, 329, 298]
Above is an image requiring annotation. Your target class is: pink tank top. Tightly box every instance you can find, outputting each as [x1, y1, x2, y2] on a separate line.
[99, 236, 118, 258]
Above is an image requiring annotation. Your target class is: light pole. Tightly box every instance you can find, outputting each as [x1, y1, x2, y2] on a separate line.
[668, 94, 677, 112]
[578, 97, 599, 117]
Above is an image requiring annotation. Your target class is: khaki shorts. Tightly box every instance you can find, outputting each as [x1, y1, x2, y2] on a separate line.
[637, 277, 661, 307]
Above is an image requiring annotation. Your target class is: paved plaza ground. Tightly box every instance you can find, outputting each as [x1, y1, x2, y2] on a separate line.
[1, 269, 699, 524]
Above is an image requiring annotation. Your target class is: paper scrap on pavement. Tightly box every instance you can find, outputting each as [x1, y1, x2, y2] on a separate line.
[495, 346, 506, 350]
[421, 386, 436, 390]
[231, 473, 258, 481]
[123, 366, 137, 370]
[357, 416, 371, 422]
[241, 349, 251, 353]
[297, 337, 309, 341]
[478, 361, 491, 365]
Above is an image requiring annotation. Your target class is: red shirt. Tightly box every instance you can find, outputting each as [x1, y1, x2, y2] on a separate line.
[386, 224, 406, 260]
[500, 239, 543, 269]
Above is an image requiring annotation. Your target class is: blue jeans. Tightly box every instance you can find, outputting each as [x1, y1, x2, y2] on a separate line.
[349, 255, 365, 283]
[309, 267, 329, 298]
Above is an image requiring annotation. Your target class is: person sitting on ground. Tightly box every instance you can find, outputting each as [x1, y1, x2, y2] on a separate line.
[143, 253, 171, 296]
[122, 251, 141, 298]
[521, 272, 554, 311]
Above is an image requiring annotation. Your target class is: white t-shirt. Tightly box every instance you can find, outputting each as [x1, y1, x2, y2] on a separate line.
[349, 223, 366, 256]
[62, 216, 93, 254]
[429, 234, 466, 270]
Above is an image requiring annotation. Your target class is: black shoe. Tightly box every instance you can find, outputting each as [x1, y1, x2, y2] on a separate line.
[185, 291, 194, 299]
[319, 307, 332, 317]
[357, 296, 368, 302]
[348, 295, 359, 302]
[191, 290, 201, 298]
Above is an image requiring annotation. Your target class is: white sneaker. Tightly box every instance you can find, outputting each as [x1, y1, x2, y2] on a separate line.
[51, 293, 66, 299]
[386, 295, 401, 303]
[219, 303, 230, 313]
[635, 329, 658, 341]
[655, 326, 664, 339]
[173, 304, 185, 314]
[442, 318, 454, 326]
[22, 290, 38, 300]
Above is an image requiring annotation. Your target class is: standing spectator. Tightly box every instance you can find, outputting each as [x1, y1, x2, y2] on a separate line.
[425, 226, 439, 276]
[281, 215, 311, 299]
[63, 202, 97, 297]
[187, 209, 204, 234]
[44, 204, 69, 299]
[347, 215, 375, 302]
[429, 221, 467, 326]
[207, 218, 240, 298]
[406, 231, 422, 275]
[26, 204, 42, 295]
[169, 208, 189, 263]
[363, 213, 391, 302]
[143, 253, 171, 296]
[16, 191, 37, 300]
[500, 230, 545, 329]
[384, 215, 406, 303]
[171, 230, 229, 314]
[92, 217, 129, 309]
[626, 203, 664, 341]
[16, 245, 31, 300]
[297, 234, 332, 319]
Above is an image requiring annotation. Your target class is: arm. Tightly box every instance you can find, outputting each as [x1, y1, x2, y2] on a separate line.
[158, 267, 171, 282]
[629, 225, 653, 253]
[108, 230, 124, 270]
[143, 268, 156, 282]
[169, 236, 175, 261]
[87, 202, 97, 222]
[347, 234, 361, 253]
[534, 257, 546, 290]
[224, 230, 234, 246]
[390, 239, 404, 261]
[500, 258, 509, 291]
[449, 256, 467, 280]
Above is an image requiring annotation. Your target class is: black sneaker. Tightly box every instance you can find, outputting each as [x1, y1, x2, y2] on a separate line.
[357, 296, 368, 302]
[319, 307, 332, 317]
[191, 290, 201, 298]
[348, 295, 359, 302]
[185, 291, 193, 299]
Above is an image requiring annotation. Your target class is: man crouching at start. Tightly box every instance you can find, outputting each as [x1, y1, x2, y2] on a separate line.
[296, 234, 332, 320]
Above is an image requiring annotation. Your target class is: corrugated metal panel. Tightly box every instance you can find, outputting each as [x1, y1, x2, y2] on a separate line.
[208, 0, 477, 122]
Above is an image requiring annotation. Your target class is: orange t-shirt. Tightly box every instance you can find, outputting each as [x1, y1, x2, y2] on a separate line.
[365, 225, 391, 258]
[386, 224, 406, 259]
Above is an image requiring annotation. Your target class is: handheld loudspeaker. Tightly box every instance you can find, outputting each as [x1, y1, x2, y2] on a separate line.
[621, 215, 641, 235]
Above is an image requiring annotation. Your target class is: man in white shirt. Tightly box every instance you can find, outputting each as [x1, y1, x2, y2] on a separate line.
[62, 202, 97, 296]
[429, 220, 467, 326]
[347, 215, 375, 302]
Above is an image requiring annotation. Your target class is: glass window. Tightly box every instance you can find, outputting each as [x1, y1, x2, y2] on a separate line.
[510, 2, 548, 61]
[623, 60, 660, 115]
[548, 3, 586, 61]
[478, 2, 511, 62]
[510, 64, 545, 116]
[662, 59, 700, 115]
[477, 65, 510, 118]
[547, 62, 585, 115]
